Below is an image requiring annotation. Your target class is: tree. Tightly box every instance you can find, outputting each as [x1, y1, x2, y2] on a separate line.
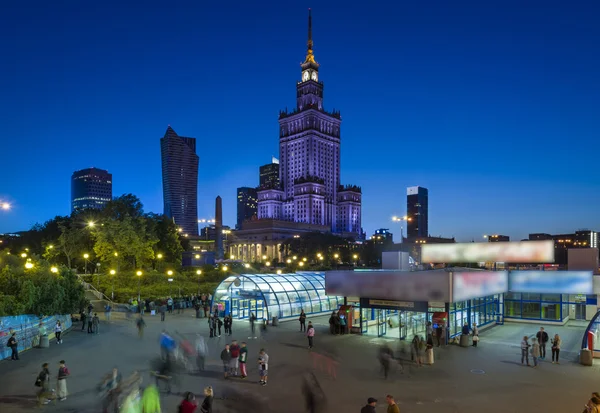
[146, 213, 184, 266]
[102, 194, 144, 221]
[51, 220, 85, 268]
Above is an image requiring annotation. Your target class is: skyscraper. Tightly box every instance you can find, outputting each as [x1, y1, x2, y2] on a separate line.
[407, 186, 428, 238]
[259, 157, 280, 189]
[236, 187, 258, 229]
[160, 126, 199, 236]
[256, 9, 361, 235]
[71, 167, 112, 212]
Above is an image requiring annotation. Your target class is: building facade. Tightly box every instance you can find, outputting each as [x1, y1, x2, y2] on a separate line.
[236, 187, 258, 229]
[529, 230, 599, 266]
[71, 167, 112, 212]
[487, 234, 510, 242]
[407, 186, 428, 238]
[256, 10, 361, 236]
[160, 126, 199, 236]
[259, 158, 280, 189]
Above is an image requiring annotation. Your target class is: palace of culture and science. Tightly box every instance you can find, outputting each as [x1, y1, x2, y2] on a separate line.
[229, 11, 362, 262]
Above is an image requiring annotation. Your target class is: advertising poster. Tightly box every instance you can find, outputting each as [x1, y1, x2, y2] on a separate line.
[509, 271, 593, 294]
[452, 271, 508, 302]
[421, 241, 554, 264]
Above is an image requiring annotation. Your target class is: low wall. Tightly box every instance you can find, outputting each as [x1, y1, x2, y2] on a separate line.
[0, 314, 72, 359]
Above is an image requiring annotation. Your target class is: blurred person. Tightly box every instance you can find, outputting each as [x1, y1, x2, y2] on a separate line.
[230, 340, 240, 376]
[328, 312, 335, 335]
[425, 334, 435, 365]
[137, 315, 146, 338]
[530, 338, 540, 367]
[92, 313, 100, 334]
[302, 372, 326, 413]
[152, 357, 175, 394]
[179, 391, 197, 413]
[521, 336, 530, 366]
[584, 394, 600, 413]
[200, 386, 213, 413]
[141, 384, 161, 413]
[361, 398, 377, 413]
[220, 344, 231, 379]
[80, 310, 87, 331]
[299, 309, 307, 332]
[55, 320, 63, 344]
[196, 334, 208, 371]
[217, 317, 223, 337]
[239, 342, 248, 378]
[258, 348, 269, 386]
[100, 367, 122, 413]
[411, 336, 423, 367]
[228, 315, 234, 336]
[250, 312, 257, 337]
[426, 321, 433, 342]
[551, 333, 561, 364]
[436, 324, 443, 347]
[379, 344, 393, 379]
[87, 309, 94, 333]
[105, 303, 112, 322]
[472, 323, 479, 347]
[120, 384, 142, 413]
[56, 360, 70, 401]
[160, 330, 176, 361]
[536, 327, 549, 360]
[386, 395, 400, 413]
[224, 315, 231, 335]
[339, 313, 347, 335]
[35, 362, 52, 406]
[167, 297, 173, 313]
[306, 321, 315, 349]
[159, 302, 167, 322]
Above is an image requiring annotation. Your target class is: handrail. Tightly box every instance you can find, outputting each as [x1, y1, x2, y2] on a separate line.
[76, 274, 114, 304]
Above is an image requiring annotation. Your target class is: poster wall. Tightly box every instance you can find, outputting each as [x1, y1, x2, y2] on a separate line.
[509, 271, 593, 294]
[452, 271, 508, 302]
[422, 241, 554, 264]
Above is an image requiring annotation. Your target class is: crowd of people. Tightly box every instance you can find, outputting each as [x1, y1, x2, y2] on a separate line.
[520, 327, 562, 367]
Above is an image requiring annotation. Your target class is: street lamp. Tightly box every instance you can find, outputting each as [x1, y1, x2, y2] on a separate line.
[334, 253, 339, 259]
[20, 253, 27, 258]
[292, 256, 297, 260]
[83, 253, 90, 275]
[50, 267, 58, 273]
[25, 262, 34, 269]
[392, 215, 412, 243]
[299, 261, 304, 267]
[195, 254, 200, 259]
[286, 259, 292, 264]
[222, 265, 228, 272]
[196, 269, 202, 295]
[109, 269, 116, 300]
[276, 269, 282, 274]
[265, 261, 271, 267]
[302, 257, 307, 262]
[136, 270, 142, 302]
[353, 254, 359, 268]
[87, 221, 95, 228]
[262, 255, 267, 260]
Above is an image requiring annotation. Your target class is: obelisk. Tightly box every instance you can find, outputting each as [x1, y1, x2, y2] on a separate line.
[215, 196, 224, 260]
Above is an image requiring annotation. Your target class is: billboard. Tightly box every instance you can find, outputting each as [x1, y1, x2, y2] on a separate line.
[509, 271, 593, 294]
[325, 270, 451, 302]
[421, 241, 554, 264]
[452, 271, 508, 302]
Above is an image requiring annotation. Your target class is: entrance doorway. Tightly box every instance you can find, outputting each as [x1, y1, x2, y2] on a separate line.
[230, 298, 266, 320]
[575, 304, 586, 320]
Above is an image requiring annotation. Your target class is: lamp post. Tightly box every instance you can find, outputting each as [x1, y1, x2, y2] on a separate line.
[83, 253, 89, 275]
[136, 270, 142, 302]
[167, 270, 174, 297]
[196, 270, 202, 295]
[392, 215, 412, 243]
[353, 254, 359, 267]
[109, 269, 116, 300]
[156, 253, 163, 271]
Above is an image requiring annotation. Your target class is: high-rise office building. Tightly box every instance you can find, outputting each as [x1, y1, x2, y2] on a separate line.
[160, 126, 199, 236]
[407, 186, 428, 238]
[236, 187, 258, 229]
[259, 157, 280, 189]
[71, 167, 112, 212]
[256, 10, 361, 235]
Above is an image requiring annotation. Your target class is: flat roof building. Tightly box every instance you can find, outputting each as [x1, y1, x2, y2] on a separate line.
[71, 167, 112, 212]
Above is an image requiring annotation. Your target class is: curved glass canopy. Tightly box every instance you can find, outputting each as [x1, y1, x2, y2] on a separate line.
[213, 272, 341, 320]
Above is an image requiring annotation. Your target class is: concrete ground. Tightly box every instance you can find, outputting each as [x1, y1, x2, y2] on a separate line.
[0, 311, 597, 413]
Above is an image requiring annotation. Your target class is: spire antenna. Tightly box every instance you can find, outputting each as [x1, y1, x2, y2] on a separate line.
[304, 8, 316, 64]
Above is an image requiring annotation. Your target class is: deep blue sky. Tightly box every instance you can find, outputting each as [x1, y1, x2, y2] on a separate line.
[1, 0, 599, 241]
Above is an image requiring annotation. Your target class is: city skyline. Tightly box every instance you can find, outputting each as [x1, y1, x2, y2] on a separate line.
[1, 2, 599, 240]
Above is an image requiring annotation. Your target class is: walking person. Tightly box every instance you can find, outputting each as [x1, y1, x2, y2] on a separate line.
[536, 327, 549, 360]
[87, 310, 94, 333]
[306, 321, 315, 349]
[92, 313, 100, 334]
[104, 304, 112, 322]
[228, 315, 233, 336]
[35, 362, 52, 406]
[230, 340, 240, 376]
[200, 386, 213, 413]
[56, 360, 70, 401]
[136, 315, 146, 339]
[426, 321, 433, 342]
[521, 336, 531, 366]
[386, 395, 400, 413]
[239, 342, 248, 378]
[436, 324, 443, 347]
[472, 323, 479, 347]
[196, 334, 208, 371]
[220, 344, 231, 379]
[209, 316, 215, 338]
[339, 314, 347, 335]
[551, 333, 561, 364]
[412, 335, 423, 366]
[361, 398, 377, 413]
[217, 317, 223, 337]
[531, 338, 540, 367]
[80, 311, 87, 331]
[299, 309, 307, 332]
[250, 313, 257, 338]
[7, 331, 19, 360]
[160, 303, 167, 322]
[258, 348, 269, 386]
[378, 344, 393, 379]
[55, 321, 63, 344]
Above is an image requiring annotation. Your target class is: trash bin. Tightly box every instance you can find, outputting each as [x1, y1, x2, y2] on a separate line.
[580, 349, 593, 366]
[272, 316, 279, 327]
[459, 334, 469, 347]
[39, 335, 50, 348]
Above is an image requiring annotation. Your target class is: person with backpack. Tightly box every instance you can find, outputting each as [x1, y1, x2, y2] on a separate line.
[35, 362, 52, 406]
[306, 322, 315, 349]
[56, 360, 70, 401]
[7, 331, 19, 360]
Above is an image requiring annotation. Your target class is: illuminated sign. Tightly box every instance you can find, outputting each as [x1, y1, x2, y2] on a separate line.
[422, 241, 554, 264]
[509, 271, 593, 294]
[452, 271, 508, 302]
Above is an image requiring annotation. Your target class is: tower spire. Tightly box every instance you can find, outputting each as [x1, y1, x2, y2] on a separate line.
[305, 8, 316, 64]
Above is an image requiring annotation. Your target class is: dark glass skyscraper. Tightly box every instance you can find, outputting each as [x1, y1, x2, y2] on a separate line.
[407, 186, 428, 238]
[236, 187, 258, 229]
[71, 167, 112, 212]
[259, 158, 280, 189]
[160, 126, 199, 236]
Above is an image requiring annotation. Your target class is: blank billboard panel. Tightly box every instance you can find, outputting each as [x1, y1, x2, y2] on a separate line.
[452, 271, 509, 302]
[421, 241, 554, 264]
[509, 271, 593, 294]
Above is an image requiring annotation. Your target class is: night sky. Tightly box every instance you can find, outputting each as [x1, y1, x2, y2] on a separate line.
[1, 0, 599, 241]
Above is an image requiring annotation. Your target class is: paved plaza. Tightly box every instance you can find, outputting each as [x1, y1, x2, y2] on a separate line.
[0, 312, 598, 413]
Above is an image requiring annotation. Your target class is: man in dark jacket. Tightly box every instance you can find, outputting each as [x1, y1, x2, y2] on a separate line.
[7, 332, 19, 360]
[536, 327, 549, 359]
[361, 398, 377, 413]
[220, 344, 231, 379]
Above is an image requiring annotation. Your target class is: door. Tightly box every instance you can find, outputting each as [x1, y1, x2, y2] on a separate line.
[378, 309, 388, 337]
[575, 304, 586, 320]
[399, 310, 408, 339]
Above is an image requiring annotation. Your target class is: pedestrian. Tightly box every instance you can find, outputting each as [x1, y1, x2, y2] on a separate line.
[412, 335, 423, 366]
[339, 313, 347, 335]
[7, 331, 19, 360]
[426, 321, 433, 342]
[141, 384, 161, 413]
[328, 312, 335, 334]
[436, 325, 443, 347]
[179, 391, 198, 413]
[425, 334, 435, 365]
[105, 304, 112, 322]
[361, 397, 377, 413]
[136, 315, 146, 338]
[306, 321, 315, 349]
[217, 317, 223, 337]
[55, 321, 63, 344]
[223, 315, 230, 335]
[160, 303, 167, 322]
[80, 310, 87, 331]
[239, 342, 248, 378]
[101, 367, 122, 413]
[333, 312, 341, 335]
[472, 323, 479, 347]
[228, 315, 233, 336]
[551, 333, 561, 364]
[258, 348, 269, 386]
[196, 334, 208, 371]
[386, 395, 400, 413]
[584, 393, 600, 413]
[536, 327, 549, 360]
[220, 344, 231, 379]
[379, 344, 393, 379]
[35, 362, 52, 406]
[87, 310, 94, 333]
[299, 310, 307, 332]
[209, 316, 215, 338]
[521, 335, 530, 366]
[167, 297, 174, 313]
[56, 360, 70, 401]
[200, 386, 213, 413]
[530, 338, 540, 367]
[250, 312, 257, 337]
[93, 313, 100, 334]
[230, 340, 240, 376]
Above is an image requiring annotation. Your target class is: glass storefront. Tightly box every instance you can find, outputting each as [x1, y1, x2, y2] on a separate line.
[503, 293, 597, 322]
[449, 295, 500, 337]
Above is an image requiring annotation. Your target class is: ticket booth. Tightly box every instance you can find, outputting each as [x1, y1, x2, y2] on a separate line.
[338, 305, 358, 334]
[432, 312, 448, 345]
